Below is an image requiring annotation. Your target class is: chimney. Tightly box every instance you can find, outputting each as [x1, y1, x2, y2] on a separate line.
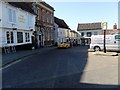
[113, 23, 117, 29]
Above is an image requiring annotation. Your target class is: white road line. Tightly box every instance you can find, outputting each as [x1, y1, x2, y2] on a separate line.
[0, 59, 22, 70]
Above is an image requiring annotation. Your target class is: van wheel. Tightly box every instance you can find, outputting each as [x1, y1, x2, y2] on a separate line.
[94, 46, 100, 52]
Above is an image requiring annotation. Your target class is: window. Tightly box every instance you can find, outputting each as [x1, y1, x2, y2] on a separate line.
[48, 29, 50, 40]
[46, 11, 49, 23]
[17, 32, 23, 43]
[8, 8, 16, 23]
[51, 13, 53, 24]
[42, 9, 45, 22]
[87, 32, 92, 37]
[6, 31, 14, 44]
[37, 8, 40, 20]
[27, 15, 32, 26]
[25, 32, 30, 42]
[115, 35, 120, 41]
[81, 32, 84, 36]
[94, 32, 98, 35]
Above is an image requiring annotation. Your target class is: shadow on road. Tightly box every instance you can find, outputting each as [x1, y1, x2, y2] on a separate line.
[2, 46, 118, 89]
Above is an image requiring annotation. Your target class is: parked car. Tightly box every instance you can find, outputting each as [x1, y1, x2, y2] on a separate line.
[57, 42, 70, 48]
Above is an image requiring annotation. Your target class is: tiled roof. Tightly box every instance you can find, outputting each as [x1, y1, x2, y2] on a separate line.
[54, 17, 70, 29]
[8, 2, 36, 15]
[77, 22, 102, 31]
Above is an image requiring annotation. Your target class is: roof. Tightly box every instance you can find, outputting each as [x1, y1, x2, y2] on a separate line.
[8, 2, 36, 15]
[77, 22, 102, 31]
[102, 29, 120, 35]
[40, 2, 55, 11]
[54, 17, 70, 29]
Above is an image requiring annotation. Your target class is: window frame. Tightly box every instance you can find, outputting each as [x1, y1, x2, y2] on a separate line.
[25, 32, 30, 42]
[8, 8, 16, 23]
[17, 32, 23, 43]
[6, 31, 14, 44]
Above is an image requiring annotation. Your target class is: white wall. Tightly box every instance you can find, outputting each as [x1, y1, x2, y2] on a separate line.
[54, 22, 71, 44]
[0, 2, 36, 47]
[57, 28, 70, 43]
[78, 29, 102, 37]
[1, 2, 35, 31]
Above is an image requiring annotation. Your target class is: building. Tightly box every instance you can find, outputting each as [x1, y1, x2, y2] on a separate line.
[54, 17, 71, 45]
[77, 22, 103, 45]
[118, 1, 120, 29]
[0, 1, 36, 52]
[32, 2, 55, 47]
[102, 23, 120, 35]
[69, 30, 81, 45]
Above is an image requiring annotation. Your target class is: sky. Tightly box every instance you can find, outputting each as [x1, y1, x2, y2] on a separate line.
[46, 2, 118, 30]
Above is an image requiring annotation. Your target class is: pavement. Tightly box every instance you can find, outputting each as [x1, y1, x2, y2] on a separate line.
[92, 51, 118, 56]
[1, 46, 56, 68]
[88, 49, 118, 56]
[81, 52, 118, 85]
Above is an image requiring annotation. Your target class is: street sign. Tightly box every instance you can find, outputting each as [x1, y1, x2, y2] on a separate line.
[102, 22, 107, 30]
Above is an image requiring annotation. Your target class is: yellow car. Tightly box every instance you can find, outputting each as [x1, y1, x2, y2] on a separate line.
[57, 42, 70, 48]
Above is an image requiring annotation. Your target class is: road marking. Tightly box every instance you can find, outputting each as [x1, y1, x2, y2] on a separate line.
[0, 59, 22, 70]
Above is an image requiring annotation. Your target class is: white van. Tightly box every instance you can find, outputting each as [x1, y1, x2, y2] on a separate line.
[90, 34, 120, 51]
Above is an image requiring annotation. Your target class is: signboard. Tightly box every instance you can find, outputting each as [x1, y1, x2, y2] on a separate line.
[102, 22, 107, 30]
[18, 15, 25, 23]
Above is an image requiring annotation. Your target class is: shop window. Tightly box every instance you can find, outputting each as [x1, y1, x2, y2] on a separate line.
[25, 32, 30, 42]
[6, 31, 14, 44]
[17, 32, 23, 43]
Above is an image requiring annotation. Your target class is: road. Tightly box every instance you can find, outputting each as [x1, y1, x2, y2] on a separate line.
[2, 46, 118, 88]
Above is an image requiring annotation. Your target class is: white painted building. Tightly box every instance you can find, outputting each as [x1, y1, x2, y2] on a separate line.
[77, 22, 103, 45]
[0, 2, 36, 49]
[57, 28, 70, 44]
[70, 30, 82, 45]
[54, 17, 70, 45]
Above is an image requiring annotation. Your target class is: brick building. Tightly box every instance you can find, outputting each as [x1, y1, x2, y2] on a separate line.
[28, 2, 55, 47]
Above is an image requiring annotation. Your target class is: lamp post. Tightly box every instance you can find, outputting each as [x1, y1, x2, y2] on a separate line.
[103, 22, 107, 53]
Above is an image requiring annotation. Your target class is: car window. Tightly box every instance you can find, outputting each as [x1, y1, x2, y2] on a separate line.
[115, 35, 120, 41]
